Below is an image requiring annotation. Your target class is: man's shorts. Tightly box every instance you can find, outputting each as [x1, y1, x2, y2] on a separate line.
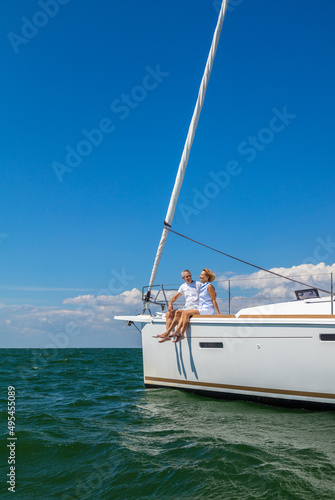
[183, 304, 199, 311]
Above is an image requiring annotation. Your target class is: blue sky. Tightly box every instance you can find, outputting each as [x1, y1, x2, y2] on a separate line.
[1, 0, 335, 347]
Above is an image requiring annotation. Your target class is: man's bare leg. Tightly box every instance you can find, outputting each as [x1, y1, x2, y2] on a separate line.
[158, 310, 183, 340]
[166, 310, 174, 330]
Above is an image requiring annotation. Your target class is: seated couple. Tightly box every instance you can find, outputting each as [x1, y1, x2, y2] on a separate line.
[158, 268, 220, 343]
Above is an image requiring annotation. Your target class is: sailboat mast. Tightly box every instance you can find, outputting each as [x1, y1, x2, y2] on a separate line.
[149, 0, 228, 292]
[148, 0, 229, 291]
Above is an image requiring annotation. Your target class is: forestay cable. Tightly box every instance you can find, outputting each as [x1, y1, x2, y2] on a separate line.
[164, 224, 331, 295]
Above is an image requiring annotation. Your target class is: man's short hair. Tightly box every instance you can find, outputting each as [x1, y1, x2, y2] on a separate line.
[181, 269, 191, 278]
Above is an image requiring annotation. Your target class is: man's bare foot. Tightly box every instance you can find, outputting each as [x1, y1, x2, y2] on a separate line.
[157, 332, 168, 338]
[158, 335, 171, 343]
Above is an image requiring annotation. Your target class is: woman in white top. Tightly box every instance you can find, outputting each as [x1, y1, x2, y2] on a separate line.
[170, 268, 220, 343]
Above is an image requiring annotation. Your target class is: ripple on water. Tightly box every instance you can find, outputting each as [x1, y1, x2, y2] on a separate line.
[0, 348, 334, 500]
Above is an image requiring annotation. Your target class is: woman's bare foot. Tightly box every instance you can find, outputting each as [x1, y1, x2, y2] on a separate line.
[172, 334, 184, 343]
[168, 329, 181, 338]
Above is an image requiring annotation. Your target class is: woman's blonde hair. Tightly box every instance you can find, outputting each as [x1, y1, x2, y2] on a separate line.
[202, 268, 215, 282]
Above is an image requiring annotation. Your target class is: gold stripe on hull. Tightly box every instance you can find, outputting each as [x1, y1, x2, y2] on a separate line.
[145, 376, 335, 400]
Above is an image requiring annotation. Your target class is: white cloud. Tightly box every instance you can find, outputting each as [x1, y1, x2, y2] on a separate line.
[2, 263, 334, 347]
[0, 288, 143, 348]
[216, 262, 335, 312]
[217, 262, 334, 293]
[63, 288, 142, 311]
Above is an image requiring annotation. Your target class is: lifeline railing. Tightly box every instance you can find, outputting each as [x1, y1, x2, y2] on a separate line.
[142, 272, 334, 315]
[142, 285, 179, 313]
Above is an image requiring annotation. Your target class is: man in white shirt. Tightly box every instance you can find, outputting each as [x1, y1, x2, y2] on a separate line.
[158, 270, 201, 342]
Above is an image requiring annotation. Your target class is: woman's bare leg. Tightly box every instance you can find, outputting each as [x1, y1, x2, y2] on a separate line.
[172, 309, 199, 342]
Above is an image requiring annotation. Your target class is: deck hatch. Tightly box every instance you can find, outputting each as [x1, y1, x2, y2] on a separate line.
[319, 334, 335, 341]
[199, 342, 223, 348]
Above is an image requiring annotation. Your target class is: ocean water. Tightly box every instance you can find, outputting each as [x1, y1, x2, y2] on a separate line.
[0, 349, 334, 499]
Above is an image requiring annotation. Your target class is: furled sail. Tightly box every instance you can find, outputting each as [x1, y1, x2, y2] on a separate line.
[148, 0, 229, 291]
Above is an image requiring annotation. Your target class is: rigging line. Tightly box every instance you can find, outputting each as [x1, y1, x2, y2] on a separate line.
[164, 223, 331, 295]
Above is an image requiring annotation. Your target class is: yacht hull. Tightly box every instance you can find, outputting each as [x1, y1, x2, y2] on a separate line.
[138, 315, 335, 409]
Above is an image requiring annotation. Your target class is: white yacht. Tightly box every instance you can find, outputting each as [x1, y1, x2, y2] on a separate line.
[116, 290, 335, 409]
[115, 0, 335, 410]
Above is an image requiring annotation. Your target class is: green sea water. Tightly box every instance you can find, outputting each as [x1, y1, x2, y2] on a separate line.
[0, 348, 334, 499]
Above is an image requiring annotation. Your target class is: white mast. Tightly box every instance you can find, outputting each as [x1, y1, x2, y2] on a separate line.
[148, 0, 229, 291]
